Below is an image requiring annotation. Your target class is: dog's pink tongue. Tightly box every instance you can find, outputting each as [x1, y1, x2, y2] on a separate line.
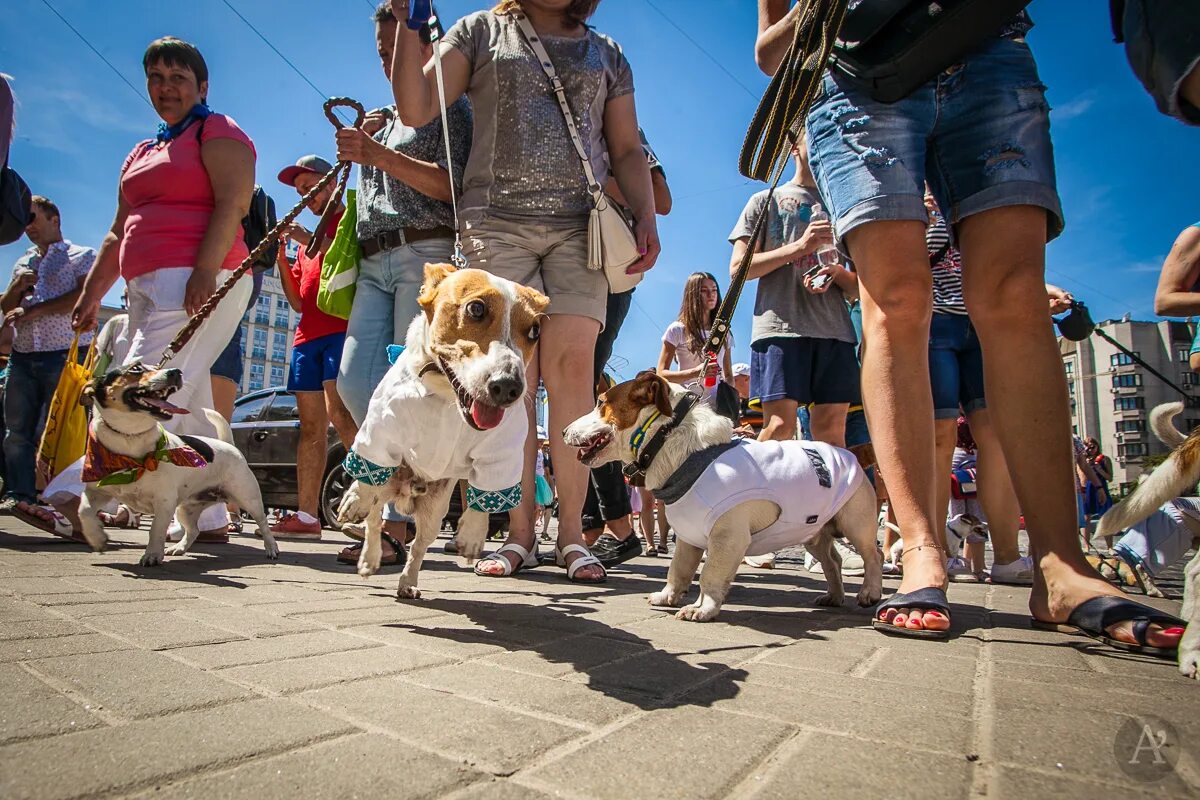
[142, 397, 189, 415]
[470, 400, 504, 430]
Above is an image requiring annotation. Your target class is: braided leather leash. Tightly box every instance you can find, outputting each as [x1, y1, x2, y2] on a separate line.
[156, 97, 365, 367]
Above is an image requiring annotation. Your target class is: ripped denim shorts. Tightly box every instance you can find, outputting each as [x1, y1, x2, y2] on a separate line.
[806, 36, 1064, 245]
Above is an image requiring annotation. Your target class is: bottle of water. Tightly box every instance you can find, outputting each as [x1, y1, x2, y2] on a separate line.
[809, 204, 839, 268]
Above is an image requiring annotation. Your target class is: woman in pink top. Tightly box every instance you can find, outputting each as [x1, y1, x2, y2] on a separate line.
[72, 37, 256, 540]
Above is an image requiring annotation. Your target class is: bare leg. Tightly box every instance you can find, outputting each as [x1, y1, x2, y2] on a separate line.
[959, 206, 1179, 649]
[933, 418, 957, 553]
[847, 220, 949, 632]
[323, 379, 358, 449]
[295, 392, 329, 520]
[968, 409, 1021, 565]
[809, 402, 849, 447]
[759, 399, 798, 442]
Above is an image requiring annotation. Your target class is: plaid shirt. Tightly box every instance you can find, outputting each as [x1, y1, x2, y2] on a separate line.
[10, 240, 95, 353]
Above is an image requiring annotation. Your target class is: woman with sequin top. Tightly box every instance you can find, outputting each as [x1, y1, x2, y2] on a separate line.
[390, 0, 659, 583]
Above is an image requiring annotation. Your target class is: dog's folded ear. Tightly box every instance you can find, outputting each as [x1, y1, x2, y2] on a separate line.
[418, 263, 458, 314]
[79, 378, 99, 409]
[516, 284, 550, 317]
[632, 371, 673, 418]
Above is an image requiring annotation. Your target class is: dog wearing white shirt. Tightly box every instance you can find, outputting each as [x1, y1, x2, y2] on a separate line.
[336, 263, 548, 599]
[564, 371, 883, 622]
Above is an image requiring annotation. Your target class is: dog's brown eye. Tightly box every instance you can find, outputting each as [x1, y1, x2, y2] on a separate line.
[528, 323, 540, 341]
[466, 300, 486, 320]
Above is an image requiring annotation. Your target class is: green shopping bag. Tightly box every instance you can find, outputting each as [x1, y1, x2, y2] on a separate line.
[317, 189, 360, 320]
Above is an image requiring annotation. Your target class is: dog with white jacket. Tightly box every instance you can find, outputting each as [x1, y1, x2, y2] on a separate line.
[564, 371, 882, 622]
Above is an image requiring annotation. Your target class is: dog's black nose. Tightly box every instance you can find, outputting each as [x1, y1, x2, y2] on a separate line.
[487, 376, 523, 406]
[165, 368, 183, 385]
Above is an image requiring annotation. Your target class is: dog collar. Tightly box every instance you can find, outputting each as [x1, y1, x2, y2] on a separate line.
[628, 410, 662, 456]
[82, 426, 208, 487]
[623, 392, 700, 488]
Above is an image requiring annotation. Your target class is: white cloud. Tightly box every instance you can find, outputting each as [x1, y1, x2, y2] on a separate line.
[1052, 92, 1097, 123]
[1126, 257, 1167, 273]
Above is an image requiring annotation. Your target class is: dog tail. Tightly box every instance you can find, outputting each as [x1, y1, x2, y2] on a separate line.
[1096, 433, 1200, 538]
[203, 409, 235, 446]
[1150, 402, 1187, 448]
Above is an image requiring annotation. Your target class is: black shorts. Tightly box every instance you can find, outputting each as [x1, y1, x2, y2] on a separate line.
[750, 336, 861, 406]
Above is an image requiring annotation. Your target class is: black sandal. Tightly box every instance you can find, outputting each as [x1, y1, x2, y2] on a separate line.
[1031, 596, 1185, 659]
[871, 587, 951, 640]
[336, 531, 407, 568]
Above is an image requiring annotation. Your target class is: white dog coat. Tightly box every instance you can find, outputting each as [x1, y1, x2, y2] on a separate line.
[656, 439, 865, 556]
[344, 358, 527, 512]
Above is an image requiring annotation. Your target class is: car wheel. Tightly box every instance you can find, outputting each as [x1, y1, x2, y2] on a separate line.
[320, 461, 349, 531]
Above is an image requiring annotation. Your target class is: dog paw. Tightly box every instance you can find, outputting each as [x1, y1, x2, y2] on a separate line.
[649, 590, 684, 607]
[1180, 648, 1200, 681]
[676, 603, 719, 622]
[85, 534, 109, 553]
[357, 559, 379, 578]
[164, 544, 187, 557]
[396, 584, 422, 600]
[856, 586, 882, 607]
[138, 551, 164, 567]
[814, 592, 844, 607]
[336, 482, 373, 524]
[264, 544, 280, 560]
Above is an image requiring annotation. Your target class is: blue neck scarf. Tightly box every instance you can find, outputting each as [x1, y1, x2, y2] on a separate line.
[155, 103, 212, 144]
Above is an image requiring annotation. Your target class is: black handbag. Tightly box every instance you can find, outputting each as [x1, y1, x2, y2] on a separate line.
[0, 162, 32, 246]
[830, 0, 1033, 103]
[714, 381, 742, 425]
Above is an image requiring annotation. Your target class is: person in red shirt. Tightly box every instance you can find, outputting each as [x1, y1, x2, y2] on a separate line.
[271, 155, 357, 537]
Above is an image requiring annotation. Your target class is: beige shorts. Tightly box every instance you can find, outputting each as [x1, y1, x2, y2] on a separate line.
[463, 211, 608, 326]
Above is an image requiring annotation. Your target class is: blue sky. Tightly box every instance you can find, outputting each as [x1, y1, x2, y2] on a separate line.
[2, 1, 1194, 379]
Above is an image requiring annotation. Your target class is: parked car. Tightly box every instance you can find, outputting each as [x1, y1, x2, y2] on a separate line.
[229, 388, 347, 528]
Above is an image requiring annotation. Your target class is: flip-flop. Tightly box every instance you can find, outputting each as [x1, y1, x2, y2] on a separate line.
[1031, 596, 1185, 659]
[336, 531, 407, 567]
[13, 503, 82, 542]
[474, 542, 539, 577]
[871, 587, 951, 640]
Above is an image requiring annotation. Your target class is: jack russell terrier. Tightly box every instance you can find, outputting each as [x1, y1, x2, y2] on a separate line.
[337, 263, 557, 598]
[564, 371, 883, 622]
[77, 362, 279, 566]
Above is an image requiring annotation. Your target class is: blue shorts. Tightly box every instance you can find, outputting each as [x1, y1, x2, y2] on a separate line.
[211, 326, 244, 383]
[806, 37, 1063, 244]
[287, 332, 346, 392]
[750, 336, 861, 406]
[929, 313, 986, 420]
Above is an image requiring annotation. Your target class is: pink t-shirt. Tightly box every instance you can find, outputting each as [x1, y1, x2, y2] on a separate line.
[118, 114, 256, 281]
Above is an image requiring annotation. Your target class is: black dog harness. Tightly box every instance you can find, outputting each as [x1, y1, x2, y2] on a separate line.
[622, 392, 700, 488]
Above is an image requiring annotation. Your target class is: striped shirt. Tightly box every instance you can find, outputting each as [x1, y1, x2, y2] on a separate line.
[928, 212, 966, 315]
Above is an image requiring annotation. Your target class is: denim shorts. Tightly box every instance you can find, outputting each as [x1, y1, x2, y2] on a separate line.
[1119, 0, 1200, 124]
[287, 331, 346, 392]
[929, 312, 986, 420]
[210, 326, 244, 383]
[750, 336, 861, 405]
[806, 36, 1064, 244]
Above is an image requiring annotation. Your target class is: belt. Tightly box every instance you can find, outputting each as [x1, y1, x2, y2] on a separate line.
[358, 226, 455, 258]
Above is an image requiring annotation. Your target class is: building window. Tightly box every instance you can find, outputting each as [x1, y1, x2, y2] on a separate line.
[1064, 360, 1075, 375]
[1069, 398, 1076, 416]
[1118, 442, 1148, 458]
[272, 331, 287, 362]
[1185, 372, 1200, 386]
[1111, 373, 1142, 388]
[1110, 352, 1140, 367]
[1115, 419, 1145, 433]
[252, 328, 267, 360]
[269, 365, 285, 386]
[255, 294, 270, 325]
[1067, 381, 1076, 395]
[1114, 396, 1144, 411]
[275, 297, 290, 328]
[1180, 348, 1191, 363]
[248, 362, 265, 392]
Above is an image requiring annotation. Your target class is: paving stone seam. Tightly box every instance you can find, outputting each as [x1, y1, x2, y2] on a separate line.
[968, 584, 998, 800]
[214, 651, 455, 696]
[724, 726, 815, 800]
[846, 644, 888, 678]
[12, 660, 122, 730]
[163, 635, 383, 669]
[994, 758, 1200, 795]
[393, 672, 599, 733]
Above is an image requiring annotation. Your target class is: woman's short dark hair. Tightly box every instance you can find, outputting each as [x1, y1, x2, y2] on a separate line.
[493, 0, 599, 27]
[142, 37, 209, 90]
[375, 2, 442, 45]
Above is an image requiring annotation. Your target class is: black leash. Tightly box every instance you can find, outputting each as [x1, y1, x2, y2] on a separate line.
[1092, 327, 1191, 399]
[622, 392, 700, 487]
[705, 0, 848, 362]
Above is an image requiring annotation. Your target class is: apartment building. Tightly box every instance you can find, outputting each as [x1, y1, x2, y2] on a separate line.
[1060, 316, 1198, 495]
[239, 270, 297, 394]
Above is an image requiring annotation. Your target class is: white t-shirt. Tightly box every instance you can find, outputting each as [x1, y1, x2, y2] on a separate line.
[662, 321, 730, 396]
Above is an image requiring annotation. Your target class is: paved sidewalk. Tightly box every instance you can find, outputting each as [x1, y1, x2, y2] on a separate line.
[0, 519, 1197, 800]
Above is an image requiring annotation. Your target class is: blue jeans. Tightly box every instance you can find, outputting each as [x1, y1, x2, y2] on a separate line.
[928, 312, 987, 420]
[337, 238, 454, 424]
[3, 349, 68, 502]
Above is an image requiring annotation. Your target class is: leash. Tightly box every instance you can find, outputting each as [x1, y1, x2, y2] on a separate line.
[623, 391, 700, 487]
[157, 97, 365, 367]
[704, 0, 848, 366]
[428, 15, 467, 268]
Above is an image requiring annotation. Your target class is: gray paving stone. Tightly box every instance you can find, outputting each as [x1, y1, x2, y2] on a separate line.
[172, 605, 321, 638]
[29, 649, 253, 719]
[84, 611, 244, 650]
[62, 574, 193, 593]
[529, 706, 793, 799]
[123, 732, 484, 799]
[991, 764, 1196, 799]
[184, 582, 341, 606]
[341, 621, 511, 659]
[23, 590, 185, 607]
[751, 732, 974, 800]
[302, 676, 583, 775]
[0, 633, 130, 663]
[483, 634, 649, 679]
[4, 577, 89, 595]
[0, 596, 56, 622]
[451, 779, 561, 800]
[172, 630, 380, 669]
[585, 646, 752, 701]
[288, 601, 447, 628]
[0, 618, 92, 640]
[0, 664, 104, 743]
[218, 644, 453, 694]
[0, 698, 355, 800]
[248, 596, 396, 617]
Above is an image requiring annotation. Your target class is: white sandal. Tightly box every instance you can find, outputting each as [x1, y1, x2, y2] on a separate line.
[473, 542, 539, 577]
[555, 543, 606, 583]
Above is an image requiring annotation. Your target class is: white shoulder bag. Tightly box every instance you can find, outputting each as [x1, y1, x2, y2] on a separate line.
[513, 13, 642, 293]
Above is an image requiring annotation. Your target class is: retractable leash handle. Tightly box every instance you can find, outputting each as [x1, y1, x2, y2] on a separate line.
[157, 97, 366, 367]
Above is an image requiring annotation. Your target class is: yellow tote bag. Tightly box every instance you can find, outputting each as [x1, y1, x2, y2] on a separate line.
[36, 334, 96, 484]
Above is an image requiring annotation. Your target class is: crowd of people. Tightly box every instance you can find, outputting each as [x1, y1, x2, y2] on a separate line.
[1, 0, 1197, 661]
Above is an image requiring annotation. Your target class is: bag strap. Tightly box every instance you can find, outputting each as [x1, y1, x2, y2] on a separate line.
[428, 15, 468, 267]
[512, 13, 605, 206]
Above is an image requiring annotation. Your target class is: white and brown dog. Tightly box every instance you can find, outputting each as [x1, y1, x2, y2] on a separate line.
[1095, 401, 1200, 679]
[564, 372, 883, 622]
[337, 264, 547, 598]
[77, 362, 278, 566]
